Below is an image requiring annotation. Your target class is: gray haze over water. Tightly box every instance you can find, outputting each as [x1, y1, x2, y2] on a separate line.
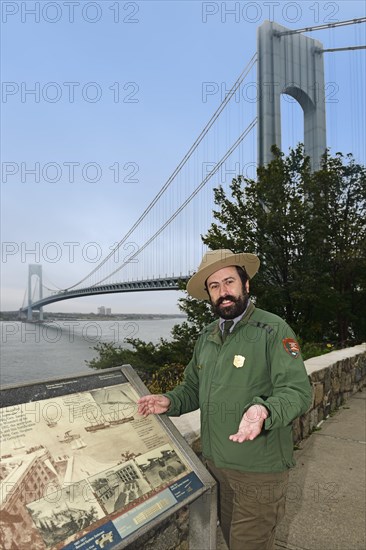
[1, 318, 182, 387]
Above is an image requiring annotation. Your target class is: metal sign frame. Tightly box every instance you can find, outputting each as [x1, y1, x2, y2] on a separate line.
[0, 366, 217, 550]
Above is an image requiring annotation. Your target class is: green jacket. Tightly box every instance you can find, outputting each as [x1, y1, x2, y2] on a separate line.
[165, 302, 312, 472]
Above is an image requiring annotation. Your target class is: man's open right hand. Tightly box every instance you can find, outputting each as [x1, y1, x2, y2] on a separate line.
[137, 394, 171, 417]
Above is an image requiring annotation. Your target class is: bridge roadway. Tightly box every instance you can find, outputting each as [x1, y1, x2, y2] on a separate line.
[20, 276, 190, 313]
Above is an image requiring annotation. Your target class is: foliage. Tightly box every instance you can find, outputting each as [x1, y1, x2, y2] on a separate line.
[148, 363, 186, 393]
[87, 341, 157, 385]
[87, 319, 195, 386]
[303, 150, 366, 344]
[201, 145, 366, 345]
[87, 342, 131, 370]
[300, 342, 334, 361]
[175, 278, 216, 336]
[87, 341, 186, 392]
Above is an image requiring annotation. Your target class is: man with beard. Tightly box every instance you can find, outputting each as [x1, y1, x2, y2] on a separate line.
[138, 249, 312, 550]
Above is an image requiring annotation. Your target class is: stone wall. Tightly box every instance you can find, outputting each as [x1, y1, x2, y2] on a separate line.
[293, 344, 366, 442]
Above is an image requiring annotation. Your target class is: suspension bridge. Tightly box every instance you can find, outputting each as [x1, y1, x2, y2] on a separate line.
[20, 19, 366, 320]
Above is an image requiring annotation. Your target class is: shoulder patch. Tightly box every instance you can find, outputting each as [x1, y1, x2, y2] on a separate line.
[283, 338, 300, 358]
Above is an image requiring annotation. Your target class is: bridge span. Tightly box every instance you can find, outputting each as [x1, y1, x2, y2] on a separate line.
[20, 276, 190, 320]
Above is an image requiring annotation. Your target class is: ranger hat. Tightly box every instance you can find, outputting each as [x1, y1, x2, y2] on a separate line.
[186, 249, 260, 301]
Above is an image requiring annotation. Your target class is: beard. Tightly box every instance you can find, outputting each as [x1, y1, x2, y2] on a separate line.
[211, 290, 249, 320]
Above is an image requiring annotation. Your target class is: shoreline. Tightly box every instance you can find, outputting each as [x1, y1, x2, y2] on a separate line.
[0, 313, 187, 322]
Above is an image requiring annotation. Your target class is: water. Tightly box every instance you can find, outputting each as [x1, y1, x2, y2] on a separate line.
[0, 318, 183, 387]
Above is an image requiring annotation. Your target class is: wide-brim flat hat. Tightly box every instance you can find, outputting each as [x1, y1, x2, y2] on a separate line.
[186, 249, 260, 301]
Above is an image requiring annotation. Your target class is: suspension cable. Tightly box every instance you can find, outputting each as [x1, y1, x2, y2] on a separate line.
[65, 53, 257, 291]
[21, 288, 27, 309]
[42, 273, 64, 291]
[319, 45, 366, 53]
[277, 17, 366, 36]
[90, 118, 258, 287]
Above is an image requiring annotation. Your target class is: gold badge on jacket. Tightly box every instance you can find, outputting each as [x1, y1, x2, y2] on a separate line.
[233, 355, 245, 368]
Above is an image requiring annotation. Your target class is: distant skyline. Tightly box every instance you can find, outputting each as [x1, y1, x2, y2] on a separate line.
[1, 1, 365, 314]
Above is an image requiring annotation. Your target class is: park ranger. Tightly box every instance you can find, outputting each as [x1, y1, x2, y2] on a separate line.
[138, 249, 312, 550]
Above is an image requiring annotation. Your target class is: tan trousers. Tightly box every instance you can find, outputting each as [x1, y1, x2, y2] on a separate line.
[206, 459, 289, 550]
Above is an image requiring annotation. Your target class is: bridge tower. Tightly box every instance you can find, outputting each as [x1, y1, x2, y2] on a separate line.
[28, 264, 43, 321]
[257, 20, 326, 170]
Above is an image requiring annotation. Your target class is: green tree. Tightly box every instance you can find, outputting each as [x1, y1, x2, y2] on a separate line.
[201, 145, 366, 344]
[302, 151, 366, 343]
[203, 144, 312, 327]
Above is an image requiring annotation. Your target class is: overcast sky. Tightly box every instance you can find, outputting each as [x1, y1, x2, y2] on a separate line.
[1, 0, 365, 314]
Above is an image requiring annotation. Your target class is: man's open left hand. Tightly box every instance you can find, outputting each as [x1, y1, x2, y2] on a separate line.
[229, 404, 269, 443]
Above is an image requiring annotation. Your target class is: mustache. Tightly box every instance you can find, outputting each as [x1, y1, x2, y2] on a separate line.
[216, 295, 238, 306]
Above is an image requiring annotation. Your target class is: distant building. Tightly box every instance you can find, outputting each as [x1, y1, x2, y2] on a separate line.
[97, 306, 111, 316]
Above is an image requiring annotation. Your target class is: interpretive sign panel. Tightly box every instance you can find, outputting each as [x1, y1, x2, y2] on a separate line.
[0, 366, 216, 550]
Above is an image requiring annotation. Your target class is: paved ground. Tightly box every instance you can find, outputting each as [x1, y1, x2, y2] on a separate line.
[216, 390, 366, 550]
